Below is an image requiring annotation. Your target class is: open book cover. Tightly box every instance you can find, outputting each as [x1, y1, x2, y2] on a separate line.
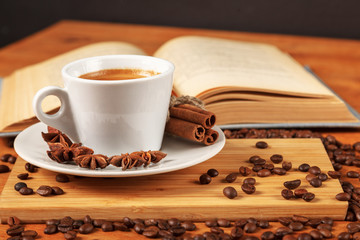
[0, 36, 359, 136]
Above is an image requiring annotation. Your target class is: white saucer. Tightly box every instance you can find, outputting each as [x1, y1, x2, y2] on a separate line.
[14, 123, 225, 177]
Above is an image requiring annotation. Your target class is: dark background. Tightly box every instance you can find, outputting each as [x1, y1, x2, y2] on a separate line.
[1, 0, 360, 48]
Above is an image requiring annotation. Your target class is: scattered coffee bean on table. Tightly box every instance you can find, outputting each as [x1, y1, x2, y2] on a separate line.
[282, 161, 292, 171]
[302, 192, 315, 202]
[270, 154, 283, 163]
[21, 230, 38, 238]
[17, 173, 29, 180]
[347, 171, 360, 178]
[207, 168, 219, 177]
[244, 177, 256, 185]
[7, 155, 17, 164]
[0, 164, 10, 173]
[336, 192, 351, 201]
[36, 185, 53, 196]
[239, 166, 252, 176]
[223, 186, 238, 199]
[52, 186, 65, 195]
[294, 189, 308, 198]
[273, 167, 287, 175]
[14, 182, 27, 191]
[199, 173, 212, 184]
[261, 231, 275, 240]
[7, 216, 21, 226]
[281, 189, 294, 200]
[288, 221, 304, 231]
[244, 222, 257, 233]
[242, 183, 256, 194]
[44, 224, 57, 234]
[327, 170, 341, 179]
[310, 178, 322, 188]
[56, 173, 70, 183]
[25, 163, 37, 173]
[298, 163, 310, 172]
[225, 173, 238, 183]
[318, 173, 328, 181]
[255, 141, 268, 149]
[64, 230, 77, 240]
[283, 179, 301, 190]
[308, 166, 321, 176]
[7, 225, 25, 236]
[305, 174, 318, 182]
[257, 169, 271, 177]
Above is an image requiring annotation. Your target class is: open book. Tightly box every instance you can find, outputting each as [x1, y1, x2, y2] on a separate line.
[1, 36, 359, 135]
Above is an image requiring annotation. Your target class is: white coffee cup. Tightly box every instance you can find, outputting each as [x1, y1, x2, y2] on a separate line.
[33, 55, 174, 156]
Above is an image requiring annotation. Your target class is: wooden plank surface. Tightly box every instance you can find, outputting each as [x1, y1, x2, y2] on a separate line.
[0, 139, 347, 223]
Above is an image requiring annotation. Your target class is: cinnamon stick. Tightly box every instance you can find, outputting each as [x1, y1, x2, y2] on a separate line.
[165, 118, 205, 142]
[203, 129, 219, 145]
[170, 104, 216, 129]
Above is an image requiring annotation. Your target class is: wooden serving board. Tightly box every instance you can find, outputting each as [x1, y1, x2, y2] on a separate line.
[0, 139, 347, 223]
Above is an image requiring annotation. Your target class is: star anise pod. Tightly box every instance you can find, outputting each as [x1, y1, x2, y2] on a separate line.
[47, 142, 94, 163]
[74, 154, 109, 170]
[109, 152, 145, 170]
[140, 150, 167, 166]
[42, 126, 72, 146]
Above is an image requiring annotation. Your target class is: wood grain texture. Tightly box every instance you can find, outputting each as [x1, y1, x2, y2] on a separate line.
[0, 139, 347, 223]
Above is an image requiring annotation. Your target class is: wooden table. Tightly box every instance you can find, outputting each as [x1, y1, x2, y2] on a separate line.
[1, 20, 360, 239]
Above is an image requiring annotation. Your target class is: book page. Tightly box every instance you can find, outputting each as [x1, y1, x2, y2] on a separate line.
[0, 42, 145, 132]
[154, 36, 334, 98]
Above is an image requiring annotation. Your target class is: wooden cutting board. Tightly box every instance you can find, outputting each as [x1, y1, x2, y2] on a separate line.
[0, 139, 347, 223]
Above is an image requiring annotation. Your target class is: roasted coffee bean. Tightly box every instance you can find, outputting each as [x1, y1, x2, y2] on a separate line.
[144, 218, 158, 226]
[181, 221, 196, 231]
[234, 219, 248, 228]
[44, 224, 57, 234]
[207, 168, 219, 177]
[256, 141, 268, 149]
[306, 174, 318, 182]
[223, 186, 237, 199]
[298, 163, 310, 172]
[231, 227, 244, 239]
[19, 187, 33, 195]
[275, 226, 293, 237]
[168, 218, 180, 227]
[205, 219, 218, 227]
[327, 171, 341, 179]
[309, 230, 323, 240]
[60, 216, 74, 226]
[307, 219, 322, 228]
[249, 155, 261, 163]
[114, 222, 130, 231]
[83, 215, 92, 224]
[7, 155, 17, 164]
[203, 232, 217, 239]
[257, 169, 271, 177]
[157, 219, 170, 230]
[283, 179, 301, 190]
[270, 154, 283, 163]
[319, 228, 332, 238]
[239, 166, 252, 176]
[225, 173, 238, 183]
[318, 173, 328, 181]
[259, 220, 270, 229]
[244, 222, 257, 233]
[308, 166, 321, 175]
[302, 192, 315, 202]
[143, 225, 159, 238]
[217, 218, 231, 227]
[310, 178, 322, 188]
[317, 224, 332, 231]
[278, 217, 292, 226]
[247, 217, 258, 225]
[36, 185, 53, 196]
[133, 218, 144, 225]
[292, 215, 309, 224]
[7, 216, 21, 226]
[199, 173, 212, 184]
[321, 217, 333, 226]
[72, 220, 84, 229]
[17, 173, 29, 180]
[6, 225, 24, 236]
[282, 161, 292, 171]
[347, 222, 360, 233]
[273, 167, 287, 175]
[22, 236, 35, 240]
[298, 233, 312, 240]
[244, 236, 260, 240]
[101, 221, 114, 232]
[1, 153, 12, 162]
[210, 226, 224, 234]
[333, 163, 343, 171]
[261, 231, 275, 240]
[21, 230, 38, 238]
[0, 164, 10, 173]
[134, 223, 145, 234]
[252, 165, 263, 172]
[289, 222, 304, 231]
[14, 182, 27, 191]
[25, 163, 37, 173]
[51, 186, 64, 195]
[159, 229, 173, 238]
[253, 158, 266, 166]
[336, 192, 351, 201]
[281, 189, 294, 200]
[123, 217, 135, 228]
[244, 177, 256, 185]
[263, 163, 275, 171]
[64, 230, 77, 240]
[58, 224, 73, 233]
[46, 219, 60, 226]
[347, 171, 360, 178]
[56, 173, 70, 183]
[283, 235, 297, 240]
[294, 189, 308, 198]
[242, 183, 256, 194]
[337, 232, 351, 240]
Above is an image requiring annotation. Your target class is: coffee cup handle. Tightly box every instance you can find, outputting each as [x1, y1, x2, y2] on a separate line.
[32, 86, 80, 142]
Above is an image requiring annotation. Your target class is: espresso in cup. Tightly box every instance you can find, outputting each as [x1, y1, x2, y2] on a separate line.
[79, 68, 160, 81]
